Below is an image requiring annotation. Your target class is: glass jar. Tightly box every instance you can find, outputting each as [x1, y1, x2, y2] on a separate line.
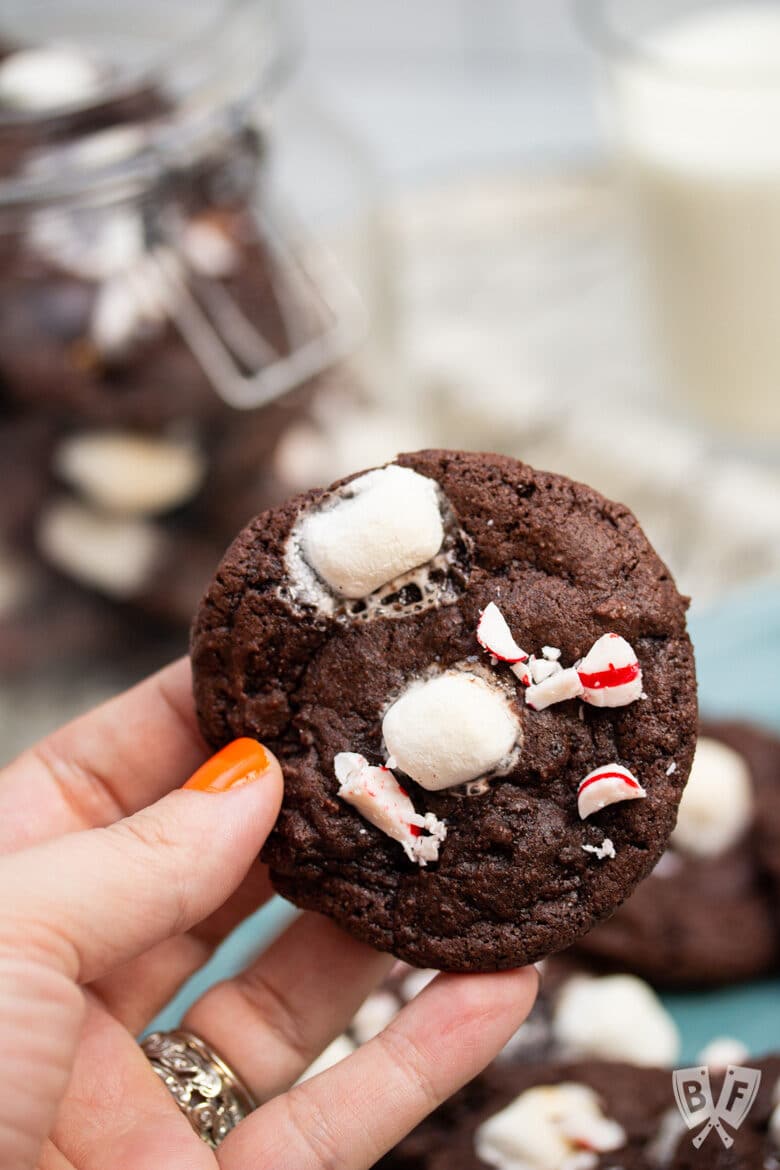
[0, 0, 372, 678]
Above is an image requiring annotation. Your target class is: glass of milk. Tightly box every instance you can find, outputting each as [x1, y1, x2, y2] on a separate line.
[586, 0, 780, 440]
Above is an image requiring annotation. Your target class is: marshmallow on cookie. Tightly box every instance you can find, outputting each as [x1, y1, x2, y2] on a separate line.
[300, 465, 444, 599]
[0, 45, 103, 110]
[552, 974, 680, 1067]
[55, 431, 205, 517]
[475, 1082, 626, 1170]
[670, 736, 753, 858]
[37, 498, 164, 599]
[382, 670, 521, 791]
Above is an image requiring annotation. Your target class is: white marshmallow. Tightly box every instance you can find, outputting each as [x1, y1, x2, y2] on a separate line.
[697, 1036, 750, 1070]
[475, 1083, 625, 1170]
[577, 633, 643, 708]
[182, 218, 239, 278]
[30, 206, 146, 282]
[577, 764, 646, 820]
[335, 752, 446, 866]
[553, 975, 680, 1066]
[0, 47, 102, 111]
[90, 251, 173, 354]
[525, 666, 584, 711]
[37, 499, 163, 598]
[55, 431, 204, 517]
[349, 991, 399, 1044]
[90, 275, 142, 353]
[300, 465, 444, 599]
[382, 671, 520, 791]
[671, 736, 753, 858]
[74, 126, 148, 170]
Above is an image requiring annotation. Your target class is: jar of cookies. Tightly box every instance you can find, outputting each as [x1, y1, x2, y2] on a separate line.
[0, 0, 369, 677]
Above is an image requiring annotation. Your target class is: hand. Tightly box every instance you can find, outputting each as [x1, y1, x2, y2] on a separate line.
[0, 658, 538, 1170]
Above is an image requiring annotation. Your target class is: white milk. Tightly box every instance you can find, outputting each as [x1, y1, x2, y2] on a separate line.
[608, 3, 780, 437]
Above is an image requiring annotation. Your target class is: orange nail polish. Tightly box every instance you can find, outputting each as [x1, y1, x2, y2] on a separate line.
[183, 738, 270, 793]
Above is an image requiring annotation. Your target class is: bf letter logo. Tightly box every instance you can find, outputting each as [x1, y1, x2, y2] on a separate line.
[672, 1065, 761, 1149]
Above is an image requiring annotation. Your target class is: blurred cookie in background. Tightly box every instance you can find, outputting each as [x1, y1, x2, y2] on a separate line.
[297, 961, 681, 1085]
[571, 721, 780, 987]
[375, 1053, 780, 1170]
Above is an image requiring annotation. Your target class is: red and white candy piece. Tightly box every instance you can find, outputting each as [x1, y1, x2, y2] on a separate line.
[335, 752, 446, 866]
[525, 666, 584, 711]
[476, 601, 529, 664]
[529, 655, 562, 684]
[577, 633, 643, 708]
[577, 763, 646, 820]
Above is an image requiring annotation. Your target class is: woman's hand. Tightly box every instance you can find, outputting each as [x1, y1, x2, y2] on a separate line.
[0, 658, 537, 1170]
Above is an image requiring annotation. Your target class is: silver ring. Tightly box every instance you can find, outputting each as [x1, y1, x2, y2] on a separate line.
[141, 1029, 256, 1148]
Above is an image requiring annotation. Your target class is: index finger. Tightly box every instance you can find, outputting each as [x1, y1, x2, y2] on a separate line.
[220, 966, 539, 1170]
[0, 657, 207, 851]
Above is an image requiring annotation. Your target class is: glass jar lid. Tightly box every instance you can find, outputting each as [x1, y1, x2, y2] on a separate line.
[0, 0, 295, 210]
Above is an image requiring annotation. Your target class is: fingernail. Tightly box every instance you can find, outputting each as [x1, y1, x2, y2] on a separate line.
[183, 738, 270, 793]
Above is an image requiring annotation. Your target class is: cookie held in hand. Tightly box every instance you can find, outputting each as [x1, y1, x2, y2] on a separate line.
[191, 450, 697, 972]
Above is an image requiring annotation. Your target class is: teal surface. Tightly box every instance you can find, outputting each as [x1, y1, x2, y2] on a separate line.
[149, 581, 780, 1059]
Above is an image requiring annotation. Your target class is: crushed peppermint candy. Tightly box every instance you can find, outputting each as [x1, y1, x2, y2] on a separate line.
[665, 761, 677, 776]
[577, 633, 643, 708]
[511, 659, 532, 686]
[577, 764, 646, 820]
[335, 752, 446, 866]
[528, 655, 563, 684]
[582, 838, 616, 860]
[475, 611, 646, 728]
[525, 666, 584, 711]
[476, 601, 528, 664]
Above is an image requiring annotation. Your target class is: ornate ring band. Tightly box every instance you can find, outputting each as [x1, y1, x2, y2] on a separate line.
[141, 1029, 256, 1148]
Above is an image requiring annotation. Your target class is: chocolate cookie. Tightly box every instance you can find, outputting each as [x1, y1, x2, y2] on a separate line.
[191, 449, 697, 972]
[572, 720, 780, 986]
[377, 1054, 780, 1170]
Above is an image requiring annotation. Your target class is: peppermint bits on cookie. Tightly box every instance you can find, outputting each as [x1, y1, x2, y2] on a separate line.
[525, 667, 583, 711]
[578, 764, 646, 820]
[335, 753, 446, 866]
[476, 602, 529, 664]
[192, 449, 696, 973]
[577, 633, 643, 708]
[474, 606, 643, 714]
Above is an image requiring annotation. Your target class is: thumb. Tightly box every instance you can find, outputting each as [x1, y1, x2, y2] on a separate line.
[0, 738, 283, 984]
